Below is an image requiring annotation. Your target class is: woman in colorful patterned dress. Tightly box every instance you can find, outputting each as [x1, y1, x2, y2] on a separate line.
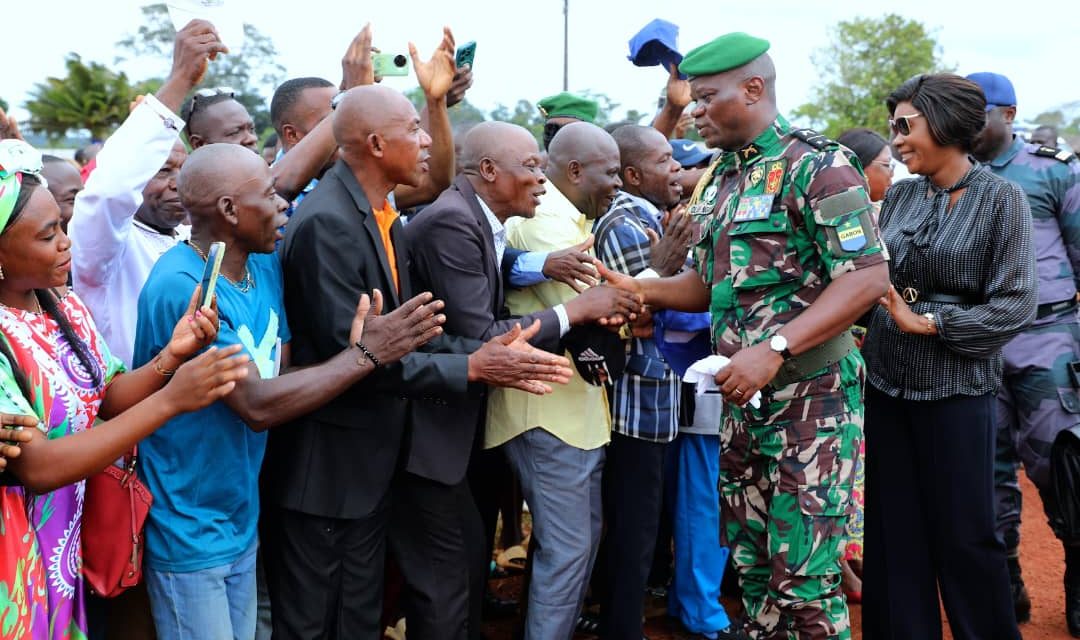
[0, 140, 251, 639]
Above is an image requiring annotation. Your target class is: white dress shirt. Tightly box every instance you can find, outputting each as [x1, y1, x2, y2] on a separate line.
[69, 94, 190, 368]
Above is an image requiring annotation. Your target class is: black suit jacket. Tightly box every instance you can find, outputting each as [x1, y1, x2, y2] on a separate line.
[269, 160, 477, 519]
[404, 176, 561, 484]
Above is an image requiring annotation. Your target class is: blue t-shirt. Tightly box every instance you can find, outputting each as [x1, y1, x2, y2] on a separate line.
[133, 243, 290, 572]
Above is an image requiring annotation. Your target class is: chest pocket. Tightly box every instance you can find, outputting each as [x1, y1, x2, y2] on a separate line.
[726, 202, 801, 290]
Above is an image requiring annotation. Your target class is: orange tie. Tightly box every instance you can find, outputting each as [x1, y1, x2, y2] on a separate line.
[372, 200, 400, 293]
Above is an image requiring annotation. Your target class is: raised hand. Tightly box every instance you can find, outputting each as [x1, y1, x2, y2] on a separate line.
[0, 106, 24, 141]
[156, 19, 229, 112]
[468, 320, 574, 395]
[646, 205, 694, 276]
[666, 63, 691, 111]
[162, 286, 219, 367]
[409, 26, 457, 101]
[542, 235, 600, 293]
[0, 414, 36, 473]
[446, 64, 474, 108]
[341, 23, 375, 89]
[350, 289, 447, 365]
[161, 345, 250, 413]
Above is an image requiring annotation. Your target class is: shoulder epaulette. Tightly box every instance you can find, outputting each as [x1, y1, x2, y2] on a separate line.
[1032, 145, 1077, 164]
[790, 128, 836, 151]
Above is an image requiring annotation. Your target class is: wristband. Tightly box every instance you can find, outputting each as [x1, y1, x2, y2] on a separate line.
[354, 340, 382, 368]
[153, 356, 177, 377]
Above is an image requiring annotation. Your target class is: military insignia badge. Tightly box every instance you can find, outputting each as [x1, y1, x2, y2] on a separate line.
[836, 216, 867, 251]
[764, 161, 785, 194]
[749, 165, 764, 187]
[732, 195, 773, 222]
[702, 184, 718, 206]
[740, 145, 758, 160]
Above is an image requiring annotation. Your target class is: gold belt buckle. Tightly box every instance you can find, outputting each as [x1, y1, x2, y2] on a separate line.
[901, 287, 919, 304]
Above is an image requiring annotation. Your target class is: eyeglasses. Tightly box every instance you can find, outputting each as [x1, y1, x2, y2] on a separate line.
[189, 87, 236, 115]
[889, 112, 923, 136]
[872, 158, 896, 173]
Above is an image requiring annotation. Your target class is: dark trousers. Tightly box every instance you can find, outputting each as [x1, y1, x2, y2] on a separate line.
[267, 471, 474, 640]
[466, 446, 521, 639]
[593, 432, 668, 640]
[862, 386, 1020, 640]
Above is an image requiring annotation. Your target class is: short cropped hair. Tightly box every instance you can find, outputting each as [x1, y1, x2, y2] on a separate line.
[270, 77, 335, 136]
[886, 74, 987, 152]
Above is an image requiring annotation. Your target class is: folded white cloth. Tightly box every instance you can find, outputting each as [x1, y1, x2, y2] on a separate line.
[683, 355, 761, 409]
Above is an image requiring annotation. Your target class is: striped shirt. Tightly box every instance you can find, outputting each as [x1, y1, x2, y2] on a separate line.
[864, 162, 1037, 401]
[593, 192, 679, 442]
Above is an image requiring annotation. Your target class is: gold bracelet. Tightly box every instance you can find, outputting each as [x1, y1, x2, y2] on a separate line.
[153, 356, 177, 377]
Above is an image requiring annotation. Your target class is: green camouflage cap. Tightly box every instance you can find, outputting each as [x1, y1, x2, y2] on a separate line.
[679, 32, 770, 78]
[536, 92, 599, 123]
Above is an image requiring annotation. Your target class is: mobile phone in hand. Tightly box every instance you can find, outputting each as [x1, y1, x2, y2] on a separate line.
[455, 41, 476, 69]
[373, 53, 410, 77]
[200, 242, 226, 308]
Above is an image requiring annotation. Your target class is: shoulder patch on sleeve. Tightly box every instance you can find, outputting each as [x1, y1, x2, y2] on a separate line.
[1032, 145, 1077, 164]
[815, 187, 871, 220]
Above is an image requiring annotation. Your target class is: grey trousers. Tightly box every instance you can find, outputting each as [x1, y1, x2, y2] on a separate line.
[503, 427, 605, 640]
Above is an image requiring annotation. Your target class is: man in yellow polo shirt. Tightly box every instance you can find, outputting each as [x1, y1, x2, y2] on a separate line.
[487, 122, 624, 640]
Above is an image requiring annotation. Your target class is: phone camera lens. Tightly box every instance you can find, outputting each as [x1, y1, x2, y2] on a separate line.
[393, 54, 407, 68]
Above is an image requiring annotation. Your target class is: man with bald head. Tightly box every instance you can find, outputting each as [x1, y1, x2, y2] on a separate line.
[134, 142, 447, 639]
[481, 121, 628, 639]
[406, 121, 642, 636]
[271, 85, 577, 639]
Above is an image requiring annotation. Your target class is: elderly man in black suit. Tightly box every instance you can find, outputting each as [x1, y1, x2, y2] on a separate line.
[268, 77, 579, 639]
[405, 121, 642, 636]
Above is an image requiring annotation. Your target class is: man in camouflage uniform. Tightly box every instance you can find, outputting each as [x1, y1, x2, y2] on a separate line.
[968, 72, 1080, 634]
[599, 33, 888, 639]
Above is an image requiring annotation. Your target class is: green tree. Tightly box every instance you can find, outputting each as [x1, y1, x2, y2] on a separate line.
[403, 88, 487, 128]
[793, 14, 952, 138]
[115, 3, 286, 134]
[23, 54, 155, 141]
[490, 100, 546, 143]
[0, 98, 8, 112]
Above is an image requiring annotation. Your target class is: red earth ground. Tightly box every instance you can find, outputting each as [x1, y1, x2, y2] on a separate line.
[482, 473, 1071, 639]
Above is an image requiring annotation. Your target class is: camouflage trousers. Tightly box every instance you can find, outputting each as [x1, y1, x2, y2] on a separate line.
[721, 362, 863, 640]
[995, 313, 1080, 549]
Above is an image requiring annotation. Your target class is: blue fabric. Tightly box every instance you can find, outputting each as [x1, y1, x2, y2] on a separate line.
[653, 311, 712, 378]
[508, 250, 550, 287]
[627, 18, 684, 77]
[669, 434, 732, 634]
[966, 72, 1016, 109]
[670, 139, 715, 169]
[146, 540, 258, 640]
[135, 244, 290, 572]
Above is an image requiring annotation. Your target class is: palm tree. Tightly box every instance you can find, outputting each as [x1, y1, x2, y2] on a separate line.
[24, 54, 152, 141]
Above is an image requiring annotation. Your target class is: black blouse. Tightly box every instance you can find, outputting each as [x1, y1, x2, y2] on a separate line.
[864, 162, 1036, 400]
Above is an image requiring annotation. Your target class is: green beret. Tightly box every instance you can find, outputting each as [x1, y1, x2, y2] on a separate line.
[678, 32, 771, 78]
[536, 92, 599, 123]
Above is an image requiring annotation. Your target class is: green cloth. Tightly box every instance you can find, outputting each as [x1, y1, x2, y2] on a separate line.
[678, 32, 770, 77]
[536, 92, 599, 123]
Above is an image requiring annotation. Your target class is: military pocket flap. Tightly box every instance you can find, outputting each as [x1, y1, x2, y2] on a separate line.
[1059, 388, 1080, 415]
[797, 483, 851, 518]
[811, 188, 871, 227]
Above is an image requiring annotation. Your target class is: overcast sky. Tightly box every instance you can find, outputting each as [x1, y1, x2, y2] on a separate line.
[4, 0, 1078, 133]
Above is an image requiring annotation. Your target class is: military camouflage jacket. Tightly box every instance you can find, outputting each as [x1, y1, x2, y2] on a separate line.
[691, 116, 887, 359]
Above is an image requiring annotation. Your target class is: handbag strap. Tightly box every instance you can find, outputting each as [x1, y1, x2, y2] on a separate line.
[120, 445, 138, 486]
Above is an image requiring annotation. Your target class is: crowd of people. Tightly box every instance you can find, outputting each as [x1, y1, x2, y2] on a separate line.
[0, 16, 1078, 640]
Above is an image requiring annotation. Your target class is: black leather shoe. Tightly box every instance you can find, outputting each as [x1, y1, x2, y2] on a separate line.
[482, 593, 518, 619]
[1007, 555, 1032, 624]
[715, 624, 750, 640]
[1066, 545, 1080, 637]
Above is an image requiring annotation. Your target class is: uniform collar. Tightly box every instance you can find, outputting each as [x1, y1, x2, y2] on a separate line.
[733, 115, 791, 169]
[987, 135, 1025, 168]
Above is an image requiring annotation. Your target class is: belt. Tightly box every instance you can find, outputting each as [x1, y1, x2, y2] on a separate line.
[898, 286, 981, 305]
[769, 331, 856, 390]
[1037, 298, 1078, 319]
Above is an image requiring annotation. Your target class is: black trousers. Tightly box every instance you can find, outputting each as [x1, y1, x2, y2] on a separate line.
[466, 445, 520, 639]
[862, 386, 1020, 640]
[592, 432, 668, 640]
[267, 470, 475, 640]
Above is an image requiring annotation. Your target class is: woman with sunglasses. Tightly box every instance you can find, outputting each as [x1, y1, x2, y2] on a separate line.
[859, 74, 1036, 639]
[0, 140, 250, 639]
